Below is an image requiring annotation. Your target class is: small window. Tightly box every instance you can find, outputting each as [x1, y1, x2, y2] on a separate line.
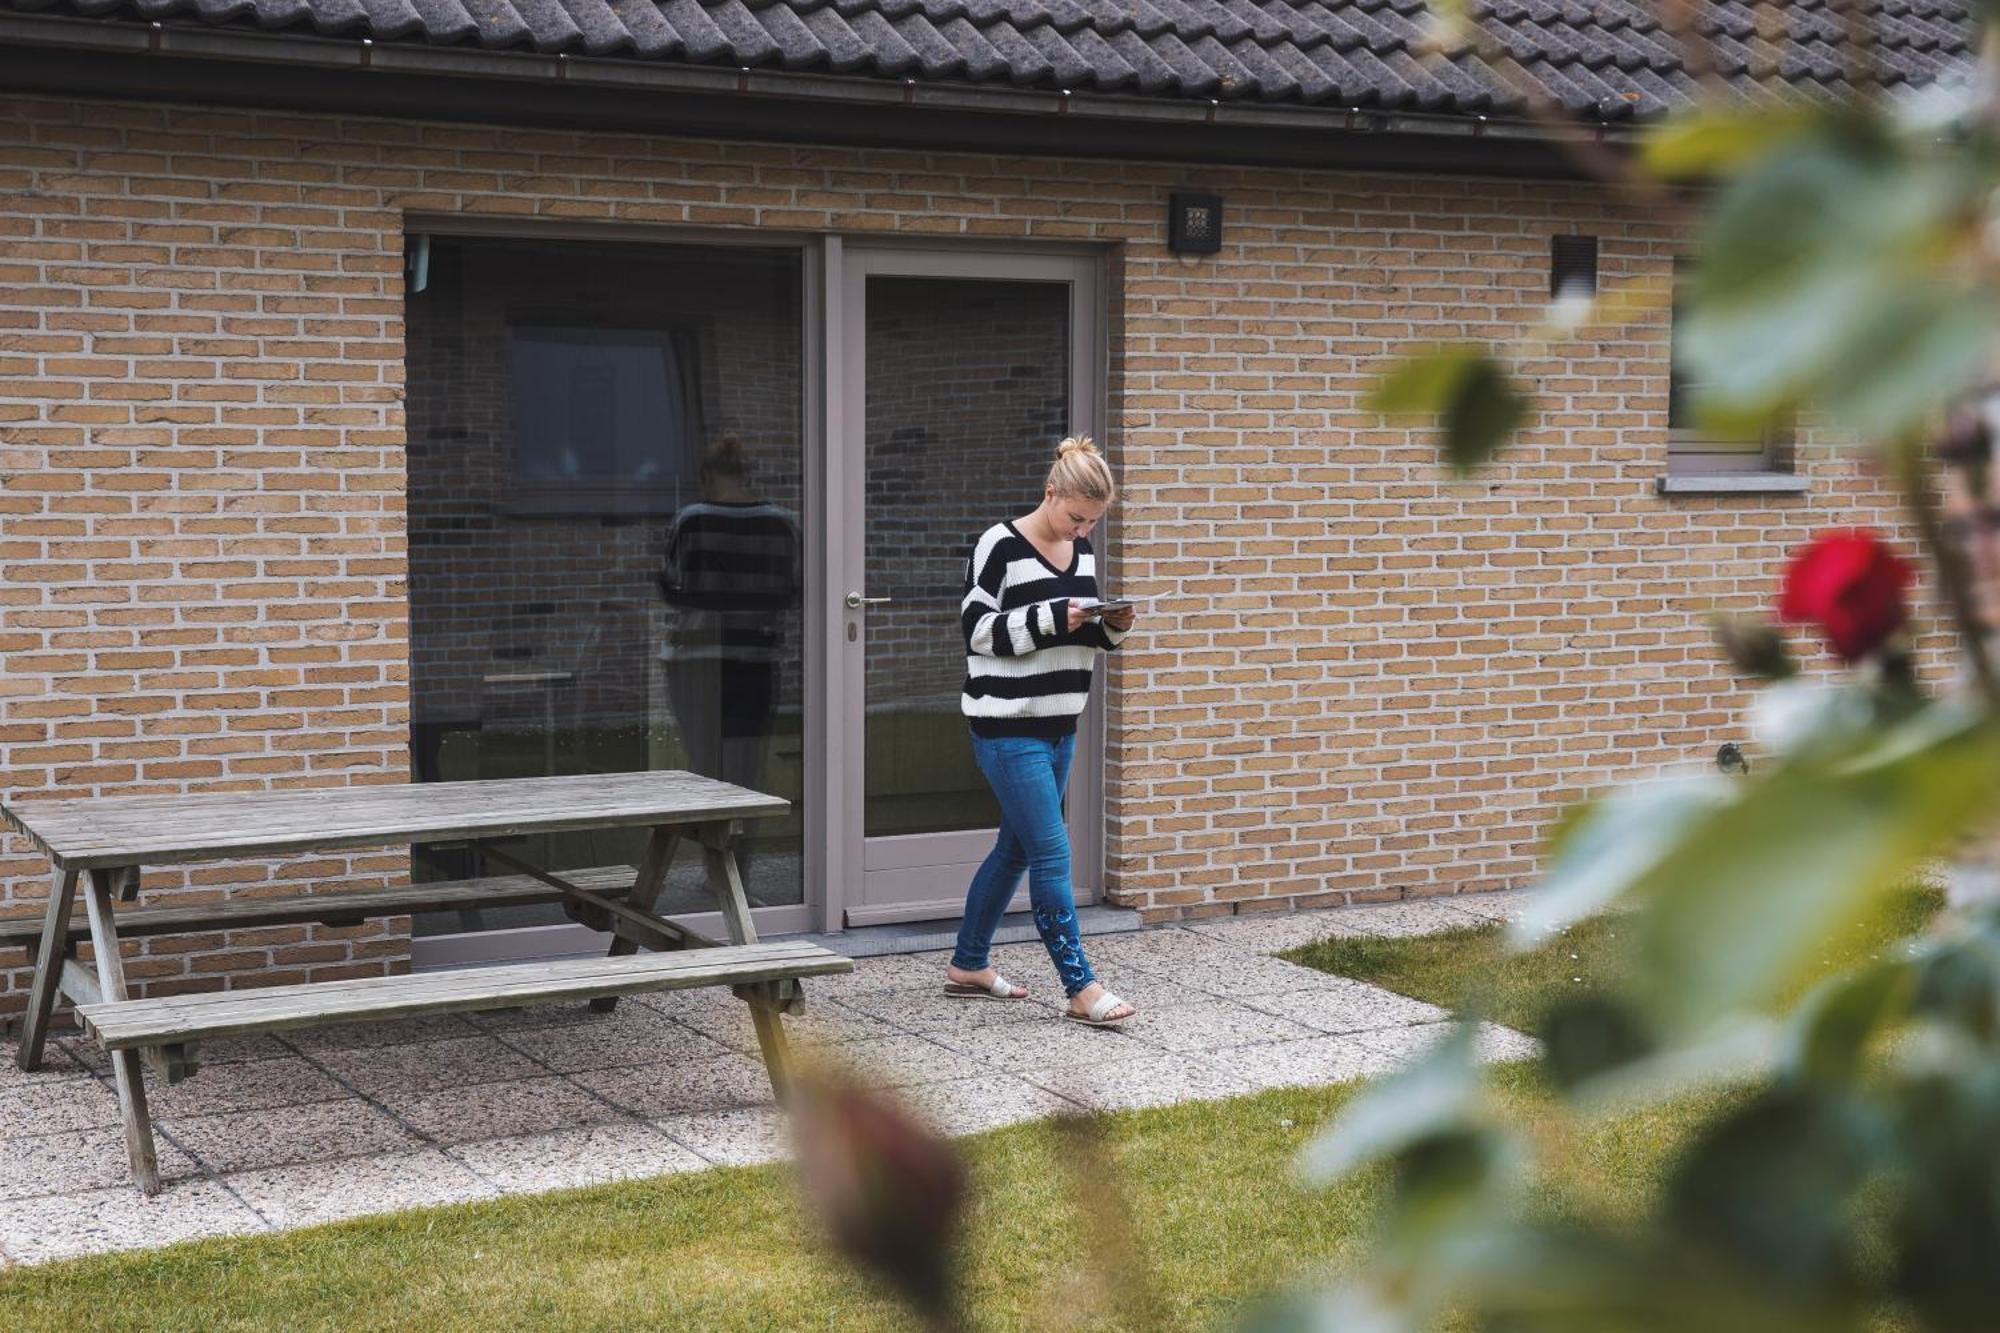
[1668, 265, 1790, 478]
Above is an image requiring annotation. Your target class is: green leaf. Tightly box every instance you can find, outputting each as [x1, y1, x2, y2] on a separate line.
[1510, 777, 1734, 946]
[1910, 939, 2000, 1044]
[1444, 1223, 1867, 1332]
[1678, 127, 1978, 442]
[1664, 1088, 1879, 1289]
[1818, 285, 2000, 440]
[1387, 1127, 1522, 1248]
[1371, 346, 1530, 476]
[1786, 959, 1917, 1085]
[1628, 705, 2000, 1037]
[1540, 992, 1656, 1093]
[1236, 1286, 1416, 1333]
[1887, 1063, 2000, 1322]
[1298, 1025, 1478, 1184]
[1565, 1017, 1780, 1114]
[1644, 104, 1823, 180]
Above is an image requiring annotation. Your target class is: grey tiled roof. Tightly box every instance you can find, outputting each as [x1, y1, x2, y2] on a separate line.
[5, 0, 1977, 121]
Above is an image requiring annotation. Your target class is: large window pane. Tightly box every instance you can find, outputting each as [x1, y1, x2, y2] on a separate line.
[406, 236, 805, 932]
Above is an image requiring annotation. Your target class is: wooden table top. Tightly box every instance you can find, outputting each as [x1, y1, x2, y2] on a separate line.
[1, 771, 789, 869]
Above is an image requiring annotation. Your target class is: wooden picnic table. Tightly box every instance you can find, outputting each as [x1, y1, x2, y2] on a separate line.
[2, 771, 852, 1194]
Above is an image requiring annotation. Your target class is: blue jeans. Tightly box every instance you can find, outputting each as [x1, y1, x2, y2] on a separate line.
[952, 732, 1097, 998]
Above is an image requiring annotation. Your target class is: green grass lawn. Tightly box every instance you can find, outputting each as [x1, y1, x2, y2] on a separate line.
[0, 886, 1946, 1332]
[1284, 884, 1945, 1037]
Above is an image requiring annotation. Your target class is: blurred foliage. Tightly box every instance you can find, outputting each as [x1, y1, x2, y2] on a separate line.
[1295, 52, 2000, 1333]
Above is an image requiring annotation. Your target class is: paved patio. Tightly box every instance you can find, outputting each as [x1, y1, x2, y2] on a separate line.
[0, 892, 1535, 1266]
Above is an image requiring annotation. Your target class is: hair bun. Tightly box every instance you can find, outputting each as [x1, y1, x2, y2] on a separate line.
[1056, 435, 1099, 459]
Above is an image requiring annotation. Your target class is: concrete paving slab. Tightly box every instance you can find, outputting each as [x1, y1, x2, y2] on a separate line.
[450, 1123, 708, 1195]
[494, 1008, 736, 1074]
[285, 1013, 483, 1051]
[60, 1032, 295, 1072]
[1199, 1036, 1404, 1093]
[161, 1099, 420, 1175]
[1182, 914, 1385, 953]
[1235, 980, 1453, 1034]
[926, 1016, 1144, 1071]
[1115, 950, 1357, 998]
[1118, 998, 1320, 1055]
[0, 1043, 90, 1094]
[837, 986, 1061, 1031]
[145, 1056, 350, 1118]
[1443, 890, 1534, 923]
[308, 1036, 542, 1099]
[654, 1106, 790, 1167]
[0, 1127, 203, 1200]
[896, 1074, 1080, 1136]
[813, 1033, 987, 1088]
[570, 1053, 775, 1118]
[1026, 1050, 1260, 1113]
[460, 1002, 608, 1034]
[782, 997, 904, 1049]
[1330, 901, 1491, 938]
[1354, 1021, 1543, 1066]
[376, 1076, 627, 1145]
[0, 1077, 124, 1138]
[0, 1179, 266, 1265]
[227, 1150, 498, 1229]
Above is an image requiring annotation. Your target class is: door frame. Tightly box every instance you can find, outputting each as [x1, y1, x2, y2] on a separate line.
[823, 242, 1109, 929]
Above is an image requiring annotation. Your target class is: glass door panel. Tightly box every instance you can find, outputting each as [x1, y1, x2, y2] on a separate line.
[839, 251, 1102, 924]
[405, 235, 807, 945]
[862, 275, 1071, 838]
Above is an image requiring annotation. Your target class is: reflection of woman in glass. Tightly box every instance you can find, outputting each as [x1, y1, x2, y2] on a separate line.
[658, 436, 801, 808]
[947, 437, 1139, 1026]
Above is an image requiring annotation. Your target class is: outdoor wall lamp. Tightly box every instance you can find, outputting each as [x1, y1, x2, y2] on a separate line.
[1551, 233, 1598, 299]
[1168, 192, 1224, 255]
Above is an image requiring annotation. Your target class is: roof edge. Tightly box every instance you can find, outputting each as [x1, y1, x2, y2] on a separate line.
[0, 11, 1639, 173]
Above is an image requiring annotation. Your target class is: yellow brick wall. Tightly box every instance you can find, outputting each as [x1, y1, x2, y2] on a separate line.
[0, 91, 1934, 1009]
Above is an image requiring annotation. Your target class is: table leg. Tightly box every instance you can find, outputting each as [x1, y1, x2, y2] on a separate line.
[17, 866, 80, 1072]
[589, 825, 681, 1014]
[700, 823, 792, 1104]
[83, 867, 161, 1195]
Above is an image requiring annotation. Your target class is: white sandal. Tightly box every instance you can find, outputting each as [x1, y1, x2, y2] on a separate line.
[943, 972, 1027, 1000]
[1064, 990, 1135, 1027]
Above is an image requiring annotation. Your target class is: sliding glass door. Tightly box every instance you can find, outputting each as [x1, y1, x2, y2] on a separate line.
[404, 234, 809, 953]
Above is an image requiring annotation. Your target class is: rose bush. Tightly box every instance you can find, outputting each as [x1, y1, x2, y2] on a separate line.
[1288, 35, 2000, 1332]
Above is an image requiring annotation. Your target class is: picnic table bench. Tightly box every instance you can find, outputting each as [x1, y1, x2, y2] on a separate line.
[2, 771, 852, 1194]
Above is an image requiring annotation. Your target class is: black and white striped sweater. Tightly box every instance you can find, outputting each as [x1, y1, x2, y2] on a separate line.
[960, 521, 1127, 738]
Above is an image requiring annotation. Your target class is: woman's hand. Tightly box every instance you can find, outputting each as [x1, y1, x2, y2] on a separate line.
[1102, 605, 1136, 633]
[1065, 600, 1091, 634]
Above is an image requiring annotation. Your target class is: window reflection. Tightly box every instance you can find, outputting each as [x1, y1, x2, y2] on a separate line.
[406, 236, 805, 933]
[659, 436, 802, 884]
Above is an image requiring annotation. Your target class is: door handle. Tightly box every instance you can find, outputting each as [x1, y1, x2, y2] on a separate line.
[844, 591, 891, 609]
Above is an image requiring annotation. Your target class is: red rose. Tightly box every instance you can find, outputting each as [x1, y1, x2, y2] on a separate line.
[1777, 529, 1913, 663]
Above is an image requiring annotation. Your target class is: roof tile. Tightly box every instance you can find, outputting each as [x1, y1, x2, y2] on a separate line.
[7, 0, 1976, 123]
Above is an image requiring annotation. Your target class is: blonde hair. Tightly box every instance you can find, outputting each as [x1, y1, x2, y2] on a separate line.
[1046, 436, 1115, 503]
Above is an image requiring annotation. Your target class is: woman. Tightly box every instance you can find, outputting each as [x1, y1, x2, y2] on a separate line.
[945, 436, 1139, 1026]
